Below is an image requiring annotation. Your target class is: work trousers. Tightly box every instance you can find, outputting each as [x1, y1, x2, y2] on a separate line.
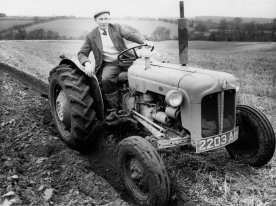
[101, 61, 130, 82]
[100, 61, 131, 95]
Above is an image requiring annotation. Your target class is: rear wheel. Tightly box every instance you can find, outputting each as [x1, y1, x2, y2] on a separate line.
[49, 64, 98, 150]
[117, 136, 170, 206]
[226, 105, 275, 167]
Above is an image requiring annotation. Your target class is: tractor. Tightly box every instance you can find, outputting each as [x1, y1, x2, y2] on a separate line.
[48, 2, 275, 206]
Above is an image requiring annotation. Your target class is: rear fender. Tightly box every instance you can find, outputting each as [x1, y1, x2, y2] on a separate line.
[50, 58, 81, 76]
[59, 59, 79, 69]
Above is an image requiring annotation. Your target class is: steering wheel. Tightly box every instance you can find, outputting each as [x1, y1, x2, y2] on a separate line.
[117, 44, 154, 63]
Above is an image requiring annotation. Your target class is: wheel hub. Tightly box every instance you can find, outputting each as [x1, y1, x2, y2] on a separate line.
[128, 157, 149, 194]
[130, 158, 144, 180]
[56, 90, 71, 129]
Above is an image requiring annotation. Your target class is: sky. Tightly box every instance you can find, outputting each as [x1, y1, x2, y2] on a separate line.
[1, 0, 276, 18]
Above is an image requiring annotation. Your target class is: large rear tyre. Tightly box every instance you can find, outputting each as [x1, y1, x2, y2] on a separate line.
[117, 136, 170, 206]
[49, 64, 98, 150]
[226, 105, 275, 167]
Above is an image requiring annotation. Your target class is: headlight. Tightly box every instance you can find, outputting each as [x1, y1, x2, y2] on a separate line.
[165, 90, 183, 107]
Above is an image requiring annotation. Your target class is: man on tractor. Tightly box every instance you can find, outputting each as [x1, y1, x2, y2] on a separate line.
[78, 10, 154, 121]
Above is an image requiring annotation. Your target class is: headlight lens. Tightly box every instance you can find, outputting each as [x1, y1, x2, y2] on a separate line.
[165, 90, 183, 107]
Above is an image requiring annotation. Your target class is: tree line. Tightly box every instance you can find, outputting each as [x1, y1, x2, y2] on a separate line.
[159, 17, 276, 41]
[0, 25, 170, 41]
[0, 15, 75, 40]
[0, 28, 67, 40]
[1, 17, 275, 41]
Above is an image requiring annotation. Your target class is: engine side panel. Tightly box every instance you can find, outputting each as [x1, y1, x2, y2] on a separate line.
[129, 60, 239, 104]
[128, 59, 186, 95]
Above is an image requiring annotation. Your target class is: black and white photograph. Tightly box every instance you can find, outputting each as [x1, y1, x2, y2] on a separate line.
[0, 0, 276, 205]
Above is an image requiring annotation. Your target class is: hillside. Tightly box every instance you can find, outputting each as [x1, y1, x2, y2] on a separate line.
[0, 19, 34, 31]
[1, 15, 275, 41]
[25, 18, 178, 39]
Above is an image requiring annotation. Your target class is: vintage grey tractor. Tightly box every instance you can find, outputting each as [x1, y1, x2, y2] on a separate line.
[48, 3, 275, 206]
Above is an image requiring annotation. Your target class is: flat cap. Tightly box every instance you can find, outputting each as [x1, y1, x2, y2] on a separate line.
[94, 10, 110, 19]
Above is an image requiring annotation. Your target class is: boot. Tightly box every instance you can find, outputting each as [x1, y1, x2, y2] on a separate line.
[105, 91, 119, 121]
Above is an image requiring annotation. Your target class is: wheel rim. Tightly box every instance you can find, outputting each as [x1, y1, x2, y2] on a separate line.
[56, 90, 71, 128]
[123, 155, 149, 201]
[53, 85, 71, 140]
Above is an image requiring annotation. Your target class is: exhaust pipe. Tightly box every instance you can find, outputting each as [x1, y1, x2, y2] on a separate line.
[178, 1, 188, 66]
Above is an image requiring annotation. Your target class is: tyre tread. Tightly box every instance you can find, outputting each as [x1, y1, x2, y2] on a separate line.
[227, 105, 275, 167]
[118, 136, 170, 206]
[49, 64, 97, 149]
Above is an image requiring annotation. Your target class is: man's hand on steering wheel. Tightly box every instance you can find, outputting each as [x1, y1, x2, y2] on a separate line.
[117, 43, 154, 63]
[144, 40, 154, 48]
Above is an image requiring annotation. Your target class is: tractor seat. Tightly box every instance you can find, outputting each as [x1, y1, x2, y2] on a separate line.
[118, 71, 128, 82]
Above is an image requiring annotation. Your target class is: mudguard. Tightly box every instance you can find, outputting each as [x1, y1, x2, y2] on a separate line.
[59, 58, 105, 121]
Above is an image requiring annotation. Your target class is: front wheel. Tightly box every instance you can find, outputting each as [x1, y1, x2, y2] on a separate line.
[226, 105, 275, 167]
[117, 136, 170, 206]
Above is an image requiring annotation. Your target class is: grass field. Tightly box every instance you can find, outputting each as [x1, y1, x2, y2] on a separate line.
[0, 40, 276, 205]
[0, 19, 34, 31]
[25, 18, 178, 38]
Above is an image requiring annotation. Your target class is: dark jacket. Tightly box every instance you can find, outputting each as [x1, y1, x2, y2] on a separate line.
[78, 23, 145, 74]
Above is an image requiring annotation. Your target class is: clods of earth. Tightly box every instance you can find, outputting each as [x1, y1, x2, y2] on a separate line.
[0, 71, 135, 205]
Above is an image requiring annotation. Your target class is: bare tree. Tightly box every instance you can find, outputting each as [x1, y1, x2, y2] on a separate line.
[151, 27, 171, 41]
[272, 18, 276, 41]
[218, 19, 228, 40]
[231, 17, 243, 40]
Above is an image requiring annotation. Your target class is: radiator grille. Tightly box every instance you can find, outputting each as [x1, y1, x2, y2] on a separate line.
[223, 90, 236, 132]
[201, 90, 236, 138]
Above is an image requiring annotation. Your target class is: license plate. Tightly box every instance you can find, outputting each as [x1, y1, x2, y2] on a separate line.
[196, 127, 239, 153]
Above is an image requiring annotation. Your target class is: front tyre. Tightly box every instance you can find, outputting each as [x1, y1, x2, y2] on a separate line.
[117, 136, 170, 206]
[49, 64, 98, 150]
[226, 105, 275, 167]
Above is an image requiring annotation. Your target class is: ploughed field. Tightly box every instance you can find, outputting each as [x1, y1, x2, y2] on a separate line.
[0, 40, 276, 205]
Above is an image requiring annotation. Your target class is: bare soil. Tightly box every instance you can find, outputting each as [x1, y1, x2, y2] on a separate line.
[0, 71, 136, 205]
[0, 69, 217, 206]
